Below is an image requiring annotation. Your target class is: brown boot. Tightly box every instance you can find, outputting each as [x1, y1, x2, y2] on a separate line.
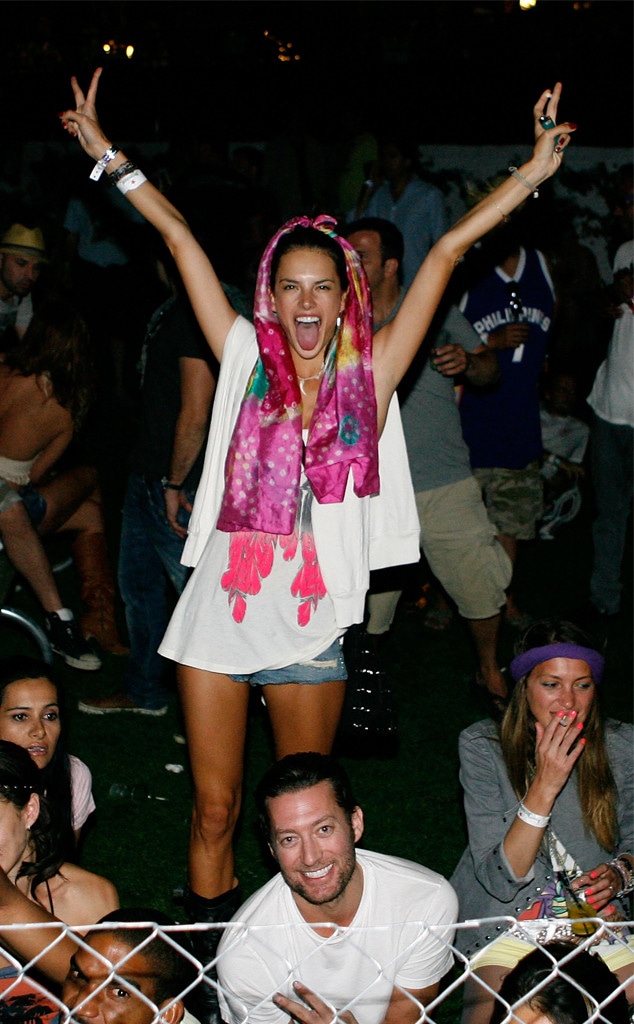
[71, 532, 129, 655]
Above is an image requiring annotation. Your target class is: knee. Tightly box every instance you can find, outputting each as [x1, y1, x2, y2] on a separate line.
[0, 502, 28, 535]
[192, 786, 241, 846]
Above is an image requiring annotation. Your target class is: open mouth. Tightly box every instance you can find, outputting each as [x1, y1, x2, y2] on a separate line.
[295, 316, 321, 351]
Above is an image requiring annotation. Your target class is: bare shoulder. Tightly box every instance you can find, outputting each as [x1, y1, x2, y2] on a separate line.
[35, 864, 119, 927]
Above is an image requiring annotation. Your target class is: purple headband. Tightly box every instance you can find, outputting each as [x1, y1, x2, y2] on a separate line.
[509, 643, 605, 684]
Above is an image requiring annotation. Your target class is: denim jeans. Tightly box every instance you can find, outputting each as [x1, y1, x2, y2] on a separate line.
[589, 413, 633, 615]
[118, 474, 193, 709]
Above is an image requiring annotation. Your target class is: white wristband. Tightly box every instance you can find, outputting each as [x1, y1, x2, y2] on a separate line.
[517, 802, 550, 829]
[90, 145, 119, 181]
[116, 170, 148, 194]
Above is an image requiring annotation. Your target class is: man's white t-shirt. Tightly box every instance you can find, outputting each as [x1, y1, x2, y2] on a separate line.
[217, 848, 458, 1024]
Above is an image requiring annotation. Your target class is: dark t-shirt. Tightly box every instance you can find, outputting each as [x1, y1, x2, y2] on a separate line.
[130, 295, 217, 483]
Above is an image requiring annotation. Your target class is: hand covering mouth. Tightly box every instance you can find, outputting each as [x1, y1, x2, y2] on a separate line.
[295, 316, 321, 351]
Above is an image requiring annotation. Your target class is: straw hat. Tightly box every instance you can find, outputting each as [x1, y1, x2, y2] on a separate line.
[0, 224, 48, 260]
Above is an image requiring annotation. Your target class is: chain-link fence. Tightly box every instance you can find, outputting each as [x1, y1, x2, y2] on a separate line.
[1, 914, 632, 1023]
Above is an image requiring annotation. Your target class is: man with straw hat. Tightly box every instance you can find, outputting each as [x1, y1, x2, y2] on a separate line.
[0, 223, 47, 350]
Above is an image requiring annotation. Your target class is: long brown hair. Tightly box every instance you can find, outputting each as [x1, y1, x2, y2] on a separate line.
[500, 619, 619, 851]
[5, 298, 95, 426]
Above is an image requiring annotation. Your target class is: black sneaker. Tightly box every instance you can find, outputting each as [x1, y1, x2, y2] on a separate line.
[44, 612, 102, 671]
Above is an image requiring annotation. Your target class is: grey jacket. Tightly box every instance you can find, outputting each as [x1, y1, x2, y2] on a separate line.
[450, 717, 634, 957]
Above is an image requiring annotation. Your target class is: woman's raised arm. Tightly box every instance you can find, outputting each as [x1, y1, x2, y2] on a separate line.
[59, 68, 237, 363]
[373, 82, 575, 402]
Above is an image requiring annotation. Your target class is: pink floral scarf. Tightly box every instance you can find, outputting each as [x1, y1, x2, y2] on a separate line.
[216, 214, 378, 536]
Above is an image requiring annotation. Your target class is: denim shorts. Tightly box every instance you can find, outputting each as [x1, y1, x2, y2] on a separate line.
[0, 481, 47, 527]
[229, 635, 347, 687]
[20, 483, 47, 529]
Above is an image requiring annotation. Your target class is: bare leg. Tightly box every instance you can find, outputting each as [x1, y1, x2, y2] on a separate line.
[178, 666, 250, 899]
[467, 614, 507, 698]
[264, 680, 346, 759]
[37, 466, 101, 536]
[0, 502, 63, 613]
[39, 471, 126, 652]
[497, 533, 525, 622]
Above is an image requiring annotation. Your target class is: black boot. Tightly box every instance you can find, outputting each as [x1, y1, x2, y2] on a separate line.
[184, 884, 243, 1024]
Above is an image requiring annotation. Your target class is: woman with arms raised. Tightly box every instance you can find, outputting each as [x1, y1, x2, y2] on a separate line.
[60, 69, 574, 1022]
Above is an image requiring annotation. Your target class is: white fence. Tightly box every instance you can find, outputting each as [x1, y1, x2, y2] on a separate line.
[1, 915, 632, 1023]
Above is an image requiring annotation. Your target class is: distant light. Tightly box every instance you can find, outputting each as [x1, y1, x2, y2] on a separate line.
[103, 43, 112, 54]
[126, 45, 134, 58]
[519, 0, 537, 8]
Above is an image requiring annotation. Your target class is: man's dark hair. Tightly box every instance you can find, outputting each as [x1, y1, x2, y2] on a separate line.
[343, 217, 404, 270]
[256, 752, 358, 843]
[93, 908, 196, 1005]
[491, 941, 629, 1024]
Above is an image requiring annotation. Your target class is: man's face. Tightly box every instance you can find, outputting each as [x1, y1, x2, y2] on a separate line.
[347, 230, 386, 292]
[380, 143, 409, 184]
[267, 780, 364, 915]
[62, 932, 178, 1024]
[0, 251, 44, 299]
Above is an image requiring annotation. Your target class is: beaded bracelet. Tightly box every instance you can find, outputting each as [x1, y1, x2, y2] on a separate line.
[116, 170, 148, 195]
[90, 145, 119, 181]
[509, 165, 539, 199]
[609, 854, 634, 899]
[517, 802, 550, 829]
[108, 160, 138, 186]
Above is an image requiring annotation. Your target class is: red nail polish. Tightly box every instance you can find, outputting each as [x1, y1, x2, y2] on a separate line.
[568, 122, 578, 130]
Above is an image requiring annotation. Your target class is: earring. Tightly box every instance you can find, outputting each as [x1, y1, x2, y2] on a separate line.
[336, 316, 342, 328]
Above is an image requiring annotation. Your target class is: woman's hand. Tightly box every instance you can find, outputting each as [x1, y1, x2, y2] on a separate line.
[59, 67, 112, 161]
[531, 711, 586, 801]
[530, 82, 576, 183]
[273, 982, 358, 1024]
[573, 861, 622, 914]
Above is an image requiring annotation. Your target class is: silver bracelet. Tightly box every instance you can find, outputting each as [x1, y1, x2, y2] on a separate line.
[90, 145, 119, 182]
[116, 170, 148, 195]
[517, 801, 550, 829]
[509, 165, 539, 199]
[609, 855, 634, 899]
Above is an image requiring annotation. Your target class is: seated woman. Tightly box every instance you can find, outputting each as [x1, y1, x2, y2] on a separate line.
[0, 297, 127, 667]
[450, 618, 633, 1023]
[490, 940, 629, 1024]
[0, 739, 118, 1019]
[0, 655, 96, 855]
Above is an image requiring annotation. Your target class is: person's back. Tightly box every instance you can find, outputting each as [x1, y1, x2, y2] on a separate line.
[0, 363, 72, 467]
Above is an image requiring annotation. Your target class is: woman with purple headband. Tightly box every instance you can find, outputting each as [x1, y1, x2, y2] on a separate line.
[60, 70, 574, 1018]
[450, 618, 634, 1023]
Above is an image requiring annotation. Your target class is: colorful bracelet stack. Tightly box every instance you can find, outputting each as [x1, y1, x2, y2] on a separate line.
[609, 854, 634, 899]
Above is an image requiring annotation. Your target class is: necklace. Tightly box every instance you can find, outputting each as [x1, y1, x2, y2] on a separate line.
[297, 364, 325, 396]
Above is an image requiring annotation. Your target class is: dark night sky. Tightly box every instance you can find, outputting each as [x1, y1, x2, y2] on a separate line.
[2, 1, 633, 147]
